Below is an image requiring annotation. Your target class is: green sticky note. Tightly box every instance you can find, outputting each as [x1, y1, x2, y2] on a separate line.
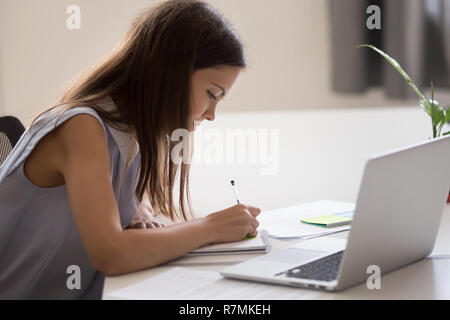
[301, 213, 353, 228]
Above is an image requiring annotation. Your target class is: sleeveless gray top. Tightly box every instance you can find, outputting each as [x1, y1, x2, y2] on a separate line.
[0, 97, 141, 300]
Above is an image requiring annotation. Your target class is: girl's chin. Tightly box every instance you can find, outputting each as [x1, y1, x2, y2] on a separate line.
[191, 120, 202, 130]
[186, 121, 196, 133]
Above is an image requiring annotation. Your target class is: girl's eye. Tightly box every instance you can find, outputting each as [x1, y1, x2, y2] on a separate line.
[207, 90, 217, 101]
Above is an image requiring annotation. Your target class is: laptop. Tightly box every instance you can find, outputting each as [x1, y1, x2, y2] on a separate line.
[221, 135, 450, 291]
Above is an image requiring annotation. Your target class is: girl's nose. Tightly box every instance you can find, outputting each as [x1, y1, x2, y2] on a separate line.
[203, 106, 216, 121]
[204, 112, 215, 121]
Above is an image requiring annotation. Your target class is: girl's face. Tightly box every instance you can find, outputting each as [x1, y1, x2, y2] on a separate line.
[189, 65, 242, 130]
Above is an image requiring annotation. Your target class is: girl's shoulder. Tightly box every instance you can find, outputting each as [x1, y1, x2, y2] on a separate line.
[23, 111, 110, 189]
[53, 111, 111, 168]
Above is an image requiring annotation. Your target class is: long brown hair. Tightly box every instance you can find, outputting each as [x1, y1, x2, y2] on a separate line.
[30, 0, 246, 222]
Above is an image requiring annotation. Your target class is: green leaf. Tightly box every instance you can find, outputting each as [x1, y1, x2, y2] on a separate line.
[443, 131, 450, 136]
[431, 101, 444, 122]
[446, 108, 450, 123]
[441, 109, 450, 137]
[427, 96, 448, 136]
[425, 98, 444, 138]
[419, 99, 432, 117]
[357, 44, 427, 102]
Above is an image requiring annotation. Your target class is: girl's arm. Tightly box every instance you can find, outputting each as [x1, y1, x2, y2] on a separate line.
[55, 114, 260, 276]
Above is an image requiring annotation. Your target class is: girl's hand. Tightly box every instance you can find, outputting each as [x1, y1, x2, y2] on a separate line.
[128, 215, 165, 229]
[204, 203, 261, 244]
[127, 193, 166, 229]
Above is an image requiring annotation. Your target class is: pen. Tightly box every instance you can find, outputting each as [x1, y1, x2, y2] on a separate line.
[230, 180, 241, 204]
[231, 180, 258, 240]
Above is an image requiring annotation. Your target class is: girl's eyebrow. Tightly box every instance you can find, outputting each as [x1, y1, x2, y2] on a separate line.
[212, 82, 226, 96]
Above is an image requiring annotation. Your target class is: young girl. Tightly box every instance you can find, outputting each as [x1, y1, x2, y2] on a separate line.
[0, 0, 261, 300]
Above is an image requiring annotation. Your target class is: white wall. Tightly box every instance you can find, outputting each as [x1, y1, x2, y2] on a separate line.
[0, 0, 437, 127]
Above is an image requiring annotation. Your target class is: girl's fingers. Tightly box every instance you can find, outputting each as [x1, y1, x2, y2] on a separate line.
[129, 222, 146, 229]
[246, 205, 261, 217]
[145, 222, 156, 228]
[129, 219, 165, 229]
[247, 228, 258, 238]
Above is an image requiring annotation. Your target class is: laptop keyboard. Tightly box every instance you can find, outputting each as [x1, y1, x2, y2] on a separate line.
[275, 250, 344, 282]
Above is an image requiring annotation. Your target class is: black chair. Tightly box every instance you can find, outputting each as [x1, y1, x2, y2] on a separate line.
[0, 116, 26, 166]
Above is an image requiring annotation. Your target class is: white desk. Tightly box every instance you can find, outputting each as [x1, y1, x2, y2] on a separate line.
[102, 107, 450, 299]
[103, 205, 450, 300]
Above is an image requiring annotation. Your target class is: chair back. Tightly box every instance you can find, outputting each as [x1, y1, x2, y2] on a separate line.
[0, 116, 26, 166]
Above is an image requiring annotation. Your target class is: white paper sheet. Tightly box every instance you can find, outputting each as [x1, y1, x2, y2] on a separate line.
[258, 200, 355, 239]
[167, 253, 261, 266]
[107, 267, 316, 300]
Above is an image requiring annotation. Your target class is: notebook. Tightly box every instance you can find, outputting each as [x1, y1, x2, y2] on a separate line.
[258, 200, 355, 239]
[187, 229, 270, 255]
[301, 210, 354, 228]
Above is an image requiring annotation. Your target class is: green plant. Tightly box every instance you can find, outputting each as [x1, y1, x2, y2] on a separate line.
[358, 44, 450, 138]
